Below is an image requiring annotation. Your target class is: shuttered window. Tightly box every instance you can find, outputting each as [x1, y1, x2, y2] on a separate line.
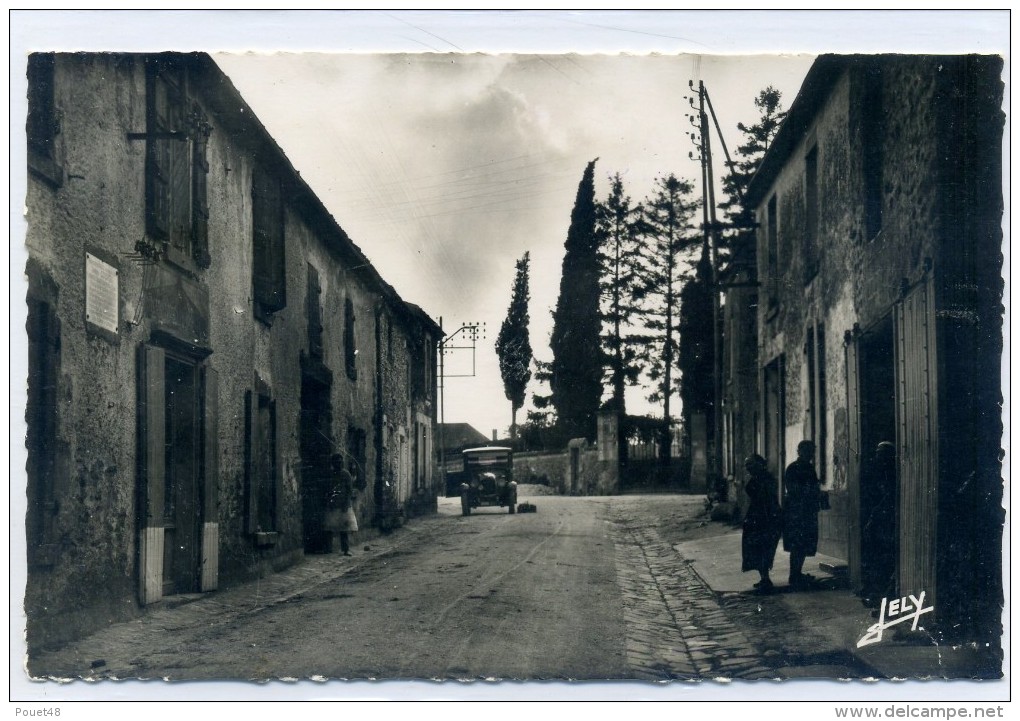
[766, 195, 778, 312]
[245, 389, 279, 534]
[27, 53, 62, 187]
[252, 166, 286, 319]
[806, 322, 828, 480]
[306, 264, 323, 359]
[803, 145, 819, 283]
[844, 328, 863, 591]
[26, 297, 61, 556]
[344, 297, 357, 380]
[144, 57, 211, 268]
[27, 53, 56, 160]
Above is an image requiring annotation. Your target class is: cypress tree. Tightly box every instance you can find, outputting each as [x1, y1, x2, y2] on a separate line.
[495, 252, 533, 441]
[550, 159, 603, 441]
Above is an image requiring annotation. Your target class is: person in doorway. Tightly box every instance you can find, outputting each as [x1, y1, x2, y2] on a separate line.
[741, 454, 783, 594]
[861, 441, 897, 605]
[327, 454, 359, 556]
[783, 440, 823, 588]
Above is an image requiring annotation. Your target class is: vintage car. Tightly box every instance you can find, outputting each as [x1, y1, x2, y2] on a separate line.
[458, 446, 517, 515]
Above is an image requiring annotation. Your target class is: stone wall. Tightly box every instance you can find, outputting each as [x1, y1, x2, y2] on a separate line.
[754, 56, 1001, 568]
[23, 53, 439, 650]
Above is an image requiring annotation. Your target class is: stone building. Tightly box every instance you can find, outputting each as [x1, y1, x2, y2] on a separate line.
[24, 52, 442, 650]
[745, 54, 1004, 643]
[718, 232, 760, 517]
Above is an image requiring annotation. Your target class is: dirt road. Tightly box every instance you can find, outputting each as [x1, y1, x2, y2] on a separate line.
[33, 494, 638, 681]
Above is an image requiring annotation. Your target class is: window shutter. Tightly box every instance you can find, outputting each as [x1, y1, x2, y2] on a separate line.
[244, 389, 258, 535]
[844, 330, 862, 592]
[27, 53, 56, 159]
[191, 122, 210, 267]
[307, 264, 323, 358]
[168, 116, 191, 252]
[146, 67, 172, 241]
[138, 344, 166, 604]
[202, 365, 219, 523]
[252, 168, 286, 314]
[344, 297, 357, 380]
[200, 364, 219, 591]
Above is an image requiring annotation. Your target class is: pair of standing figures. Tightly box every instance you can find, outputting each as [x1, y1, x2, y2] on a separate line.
[741, 440, 823, 593]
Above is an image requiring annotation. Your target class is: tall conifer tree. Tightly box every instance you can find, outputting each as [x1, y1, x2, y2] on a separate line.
[597, 173, 647, 416]
[550, 159, 603, 441]
[635, 174, 700, 462]
[495, 252, 533, 440]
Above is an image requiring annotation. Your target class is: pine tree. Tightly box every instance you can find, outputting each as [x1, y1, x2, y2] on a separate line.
[495, 252, 533, 440]
[596, 173, 647, 416]
[719, 86, 786, 232]
[550, 159, 603, 442]
[634, 174, 700, 462]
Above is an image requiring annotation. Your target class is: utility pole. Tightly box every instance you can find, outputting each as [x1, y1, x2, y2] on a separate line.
[436, 319, 484, 491]
[690, 79, 724, 490]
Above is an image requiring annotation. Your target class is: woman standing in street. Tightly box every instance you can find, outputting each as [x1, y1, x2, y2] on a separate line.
[741, 454, 783, 593]
[783, 440, 823, 588]
[326, 453, 359, 556]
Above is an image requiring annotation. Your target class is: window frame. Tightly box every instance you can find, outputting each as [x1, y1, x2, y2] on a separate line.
[344, 297, 358, 380]
[245, 386, 280, 538]
[803, 143, 820, 284]
[143, 56, 212, 270]
[27, 52, 62, 187]
[252, 164, 287, 321]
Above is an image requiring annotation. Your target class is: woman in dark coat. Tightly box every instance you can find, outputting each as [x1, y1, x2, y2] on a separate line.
[783, 440, 822, 587]
[741, 454, 783, 593]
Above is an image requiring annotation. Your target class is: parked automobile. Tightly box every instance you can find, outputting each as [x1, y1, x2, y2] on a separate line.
[458, 446, 517, 515]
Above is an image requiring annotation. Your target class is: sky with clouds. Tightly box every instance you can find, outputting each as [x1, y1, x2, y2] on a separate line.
[213, 51, 814, 437]
[9, 9, 1008, 704]
[11, 10, 1006, 441]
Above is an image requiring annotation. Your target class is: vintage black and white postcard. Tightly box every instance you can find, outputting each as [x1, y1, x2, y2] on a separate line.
[10, 9, 1010, 711]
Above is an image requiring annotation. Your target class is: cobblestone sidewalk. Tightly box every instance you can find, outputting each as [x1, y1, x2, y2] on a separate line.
[608, 503, 773, 681]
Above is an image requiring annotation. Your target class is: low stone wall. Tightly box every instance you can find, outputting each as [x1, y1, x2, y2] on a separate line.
[514, 444, 617, 496]
[514, 451, 568, 493]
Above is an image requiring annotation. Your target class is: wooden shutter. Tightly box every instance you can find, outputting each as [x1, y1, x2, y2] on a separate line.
[27, 53, 55, 159]
[844, 329, 863, 592]
[307, 264, 323, 358]
[202, 365, 219, 522]
[146, 65, 172, 241]
[200, 365, 219, 591]
[895, 277, 938, 605]
[253, 168, 286, 313]
[167, 105, 191, 251]
[191, 112, 211, 268]
[244, 389, 257, 534]
[345, 297, 357, 380]
[137, 344, 166, 604]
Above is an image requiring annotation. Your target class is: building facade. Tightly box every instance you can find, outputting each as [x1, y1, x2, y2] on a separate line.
[745, 55, 1004, 643]
[24, 52, 441, 650]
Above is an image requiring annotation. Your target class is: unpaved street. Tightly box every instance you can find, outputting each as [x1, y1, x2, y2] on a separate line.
[27, 493, 863, 683]
[186, 494, 628, 680]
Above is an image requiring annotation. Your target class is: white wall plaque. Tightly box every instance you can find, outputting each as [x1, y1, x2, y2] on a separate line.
[85, 252, 119, 334]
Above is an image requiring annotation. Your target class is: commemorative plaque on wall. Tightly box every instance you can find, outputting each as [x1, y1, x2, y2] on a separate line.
[85, 252, 118, 334]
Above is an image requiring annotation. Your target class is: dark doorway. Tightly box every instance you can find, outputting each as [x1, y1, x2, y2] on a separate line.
[857, 316, 897, 600]
[163, 356, 201, 595]
[300, 373, 332, 553]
